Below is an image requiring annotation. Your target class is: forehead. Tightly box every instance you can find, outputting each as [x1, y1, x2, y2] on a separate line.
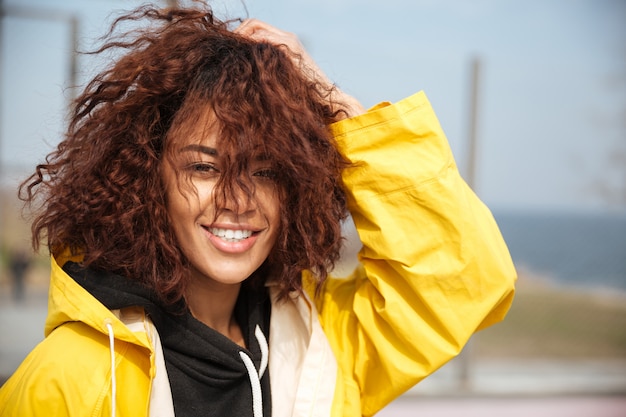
[166, 102, 273, 163]
[167, 103, 219, 149]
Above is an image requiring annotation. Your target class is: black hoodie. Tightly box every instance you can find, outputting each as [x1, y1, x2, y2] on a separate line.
[63, 262, 272, 417]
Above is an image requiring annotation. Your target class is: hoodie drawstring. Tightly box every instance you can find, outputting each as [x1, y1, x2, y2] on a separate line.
[238, 324, 269, 417]
[255, 325, 269, 378]
[105, 320, 116, 417]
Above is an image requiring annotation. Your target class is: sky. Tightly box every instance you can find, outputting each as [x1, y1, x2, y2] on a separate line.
[1, 0, 625, 213]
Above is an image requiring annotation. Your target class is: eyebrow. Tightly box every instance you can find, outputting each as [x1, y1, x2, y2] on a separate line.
[179, 144, 218, 156]
[178, 144, 271, 162]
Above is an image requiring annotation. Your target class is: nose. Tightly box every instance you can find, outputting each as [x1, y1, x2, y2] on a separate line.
[219, 181, 257, 216]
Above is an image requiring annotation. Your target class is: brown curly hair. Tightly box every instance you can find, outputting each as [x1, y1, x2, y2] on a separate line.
[19, 4, 352, 303]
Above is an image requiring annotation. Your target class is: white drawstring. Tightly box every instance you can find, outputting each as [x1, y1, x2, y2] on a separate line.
[255, 325, 268, 378]
[105, 320, 116, 417]
[238, 325, 269, 417]
[239, 352, 262, 417]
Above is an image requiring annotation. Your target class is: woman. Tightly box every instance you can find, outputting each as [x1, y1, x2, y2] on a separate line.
[0, 4, 516, 417]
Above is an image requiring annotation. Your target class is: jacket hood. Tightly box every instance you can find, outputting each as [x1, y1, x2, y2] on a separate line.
[45, 256, 153, 350]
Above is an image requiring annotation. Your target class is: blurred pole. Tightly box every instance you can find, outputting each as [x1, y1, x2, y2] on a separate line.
[466, 57, 481, 191]
[0, 0, 6, 256]
[459, 56, 482, 392]
[68, 15, 79, 108]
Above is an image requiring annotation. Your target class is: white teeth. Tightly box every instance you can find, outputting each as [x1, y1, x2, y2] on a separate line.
[209, 228, 253, 242]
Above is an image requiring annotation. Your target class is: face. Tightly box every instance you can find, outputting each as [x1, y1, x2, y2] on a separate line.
[161, 112, 281, 289]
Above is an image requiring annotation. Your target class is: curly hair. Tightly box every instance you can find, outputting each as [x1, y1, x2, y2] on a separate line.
[19, 4, 352, 303]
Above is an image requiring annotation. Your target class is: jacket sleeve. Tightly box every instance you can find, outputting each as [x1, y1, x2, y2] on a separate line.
[310, 91, 516, 416]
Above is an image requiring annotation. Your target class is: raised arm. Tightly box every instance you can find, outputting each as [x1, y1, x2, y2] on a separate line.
[310, 92, 517, 416]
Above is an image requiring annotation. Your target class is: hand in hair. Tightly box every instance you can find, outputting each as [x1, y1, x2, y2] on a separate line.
[235, 19, 365, 119]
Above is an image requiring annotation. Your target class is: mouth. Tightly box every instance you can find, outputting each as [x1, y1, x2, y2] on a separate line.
[207, 227, 255, 243]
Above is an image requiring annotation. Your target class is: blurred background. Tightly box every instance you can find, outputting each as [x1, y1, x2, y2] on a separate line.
[1, 0, 625, 415]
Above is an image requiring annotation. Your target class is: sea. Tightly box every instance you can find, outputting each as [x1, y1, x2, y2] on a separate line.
[493, 211, 626, 292]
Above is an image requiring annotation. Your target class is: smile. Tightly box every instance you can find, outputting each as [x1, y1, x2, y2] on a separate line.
[209, 228, 254, 243]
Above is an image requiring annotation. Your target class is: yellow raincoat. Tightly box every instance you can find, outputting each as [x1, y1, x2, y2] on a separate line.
[0, 91, 516, 416]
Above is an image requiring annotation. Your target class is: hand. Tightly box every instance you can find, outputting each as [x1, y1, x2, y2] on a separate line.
[235, 19, 365, 118]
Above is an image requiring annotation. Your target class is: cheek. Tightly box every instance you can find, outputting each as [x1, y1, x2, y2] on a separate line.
[165, 177, 213, 219]
[261, 188, 282, 237]
[165, 186, 198, 234]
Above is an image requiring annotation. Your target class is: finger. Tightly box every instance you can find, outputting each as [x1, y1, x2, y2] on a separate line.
[235, 19, 279, 38]
[235, 19, 295, 47]
[233, 18, 257, 35]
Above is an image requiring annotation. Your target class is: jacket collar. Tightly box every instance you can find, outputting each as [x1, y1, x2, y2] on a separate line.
[45, 256, 153, 351]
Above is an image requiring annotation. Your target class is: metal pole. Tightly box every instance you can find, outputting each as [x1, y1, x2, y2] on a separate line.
[0, 0, 6, 258]
[459, 56, 482, 392]
[466, 57, 481, 190]
[68, 15, 79, 107]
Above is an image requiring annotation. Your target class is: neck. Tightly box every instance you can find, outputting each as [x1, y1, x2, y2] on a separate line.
[184, 278, 245, 347]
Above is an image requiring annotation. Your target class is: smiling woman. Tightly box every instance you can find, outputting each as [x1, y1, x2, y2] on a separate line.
[161, 105, 282, 326]
[0, 2, 516, 417]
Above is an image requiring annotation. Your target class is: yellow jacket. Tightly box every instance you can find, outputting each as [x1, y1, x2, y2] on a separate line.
[0, 91, 516, 417]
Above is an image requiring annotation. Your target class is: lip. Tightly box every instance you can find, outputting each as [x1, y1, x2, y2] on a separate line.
[201, 223, 263, 254]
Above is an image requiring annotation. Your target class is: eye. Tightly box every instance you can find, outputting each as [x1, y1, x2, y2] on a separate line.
[187, 162, 219, 175]
[253, 168, 277, 180]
